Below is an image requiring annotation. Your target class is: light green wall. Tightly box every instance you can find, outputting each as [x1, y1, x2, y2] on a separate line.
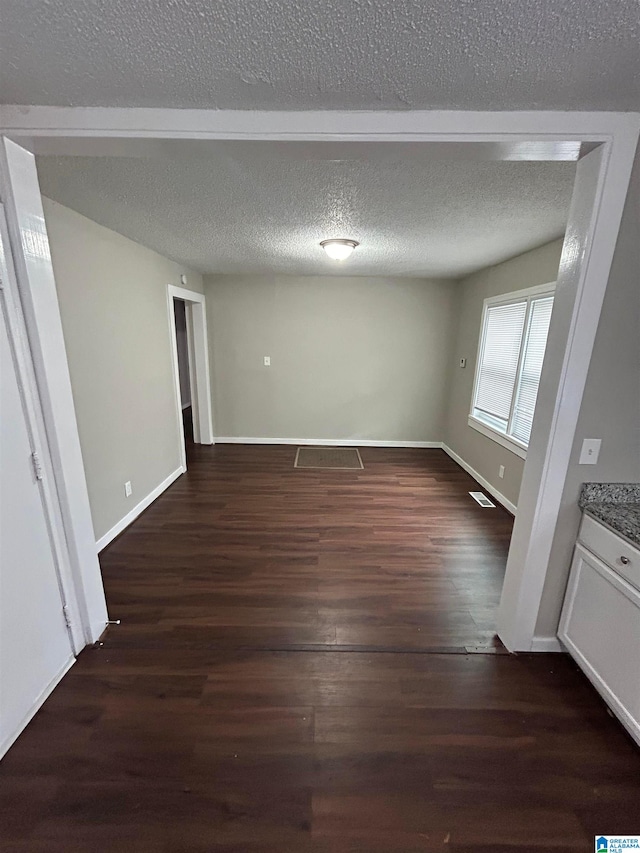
[443, 239, 564, 508]
[43, 198, 203, 542]
[205, 274, 456, 443]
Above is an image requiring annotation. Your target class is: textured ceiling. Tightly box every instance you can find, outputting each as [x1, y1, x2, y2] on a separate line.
[36, 142, 574, 278]
[1, 1, 639, 111]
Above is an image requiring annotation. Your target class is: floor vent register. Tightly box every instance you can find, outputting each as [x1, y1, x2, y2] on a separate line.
[294, 447, 364, 470]
[469, 491, 496, 508]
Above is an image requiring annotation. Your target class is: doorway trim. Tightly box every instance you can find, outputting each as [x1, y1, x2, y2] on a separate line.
[1, 108, 638, 651]
[0, 203, 83, 656]
[167, 285, 214, 472]
[0, 136, 109, 645]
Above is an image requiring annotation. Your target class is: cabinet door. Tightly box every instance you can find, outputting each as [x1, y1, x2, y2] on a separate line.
[559, 544, 640, 747]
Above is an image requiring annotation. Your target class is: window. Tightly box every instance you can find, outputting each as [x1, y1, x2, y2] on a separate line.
[469, 284, 555, 457]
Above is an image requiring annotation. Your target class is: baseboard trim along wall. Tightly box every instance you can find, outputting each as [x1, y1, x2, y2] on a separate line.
[214, 437, 442, 449]
[95, 466, 185, 552]
[441, 444, 517, 516]
[0, 656, 75, 760]
[530, 636, 564, 653]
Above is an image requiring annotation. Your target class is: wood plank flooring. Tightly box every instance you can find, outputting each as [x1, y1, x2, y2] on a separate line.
[1, 446, 639, 851]
[102, 445, 514, 653]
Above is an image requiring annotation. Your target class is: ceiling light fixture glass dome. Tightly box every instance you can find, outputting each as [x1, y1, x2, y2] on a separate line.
[320, 238, 360, 261]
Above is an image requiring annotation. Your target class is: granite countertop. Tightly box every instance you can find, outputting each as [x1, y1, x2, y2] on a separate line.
[579, 482, 640, 549]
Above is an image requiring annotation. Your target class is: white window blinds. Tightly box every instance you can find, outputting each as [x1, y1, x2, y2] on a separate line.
[471, 288, 554, 450]
[511, 295, 554, 444]
[474, 301, 527, 431]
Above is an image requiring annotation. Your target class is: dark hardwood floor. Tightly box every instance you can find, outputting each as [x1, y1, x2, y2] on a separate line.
[103, 445, 513, 654]
[2, 446, 639, 851]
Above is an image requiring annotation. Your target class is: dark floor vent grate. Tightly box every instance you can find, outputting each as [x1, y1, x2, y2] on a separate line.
[294, 447, 364, 470]
[469, 491, 496, 508]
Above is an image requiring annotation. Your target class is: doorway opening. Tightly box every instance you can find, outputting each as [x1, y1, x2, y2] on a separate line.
[167, 285, 215, 472]
[173, 298, 194, 446]
[0, 113, 637, 659]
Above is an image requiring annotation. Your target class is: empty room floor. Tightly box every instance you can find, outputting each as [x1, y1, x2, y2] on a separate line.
[106, 445, 514, 655]
[2, 446, 639, 850]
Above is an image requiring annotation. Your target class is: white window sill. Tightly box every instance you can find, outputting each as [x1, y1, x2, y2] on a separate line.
[467, 415, 528, 460]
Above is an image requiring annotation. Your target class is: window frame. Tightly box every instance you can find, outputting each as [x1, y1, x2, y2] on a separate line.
[468, 281, 556, 459]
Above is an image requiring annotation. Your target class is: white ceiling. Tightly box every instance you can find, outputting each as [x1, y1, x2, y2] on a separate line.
[36, 142, 574, 278]
[1, 1, 639, 111]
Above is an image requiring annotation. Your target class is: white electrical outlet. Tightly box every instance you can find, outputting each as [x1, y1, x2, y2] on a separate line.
[498, 465, 505, 479]
[579, 438, 601, 465]
[263, 356, 271, 366]
[124, 481, 132, 497]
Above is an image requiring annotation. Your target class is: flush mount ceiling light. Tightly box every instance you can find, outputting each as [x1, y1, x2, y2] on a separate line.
[320, 238, 360, 261]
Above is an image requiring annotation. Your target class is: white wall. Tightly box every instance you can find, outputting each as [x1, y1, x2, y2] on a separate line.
[42, 198, 203, 543]
[535, 149, 640, 636]
[443, 240, 564, 508]
[205, 274, 456, 443]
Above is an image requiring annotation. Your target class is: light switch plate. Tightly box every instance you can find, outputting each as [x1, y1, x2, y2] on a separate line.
[263, 356, 271, 366]
[459, 358, 466, 368]
[579, 438, 601, 465]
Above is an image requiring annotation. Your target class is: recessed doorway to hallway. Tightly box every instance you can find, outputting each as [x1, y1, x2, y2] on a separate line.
[173, 298, 194, 446]
[167, 285, 215, 472]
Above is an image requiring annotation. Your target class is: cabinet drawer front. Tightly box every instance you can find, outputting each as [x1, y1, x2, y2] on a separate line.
[579, 514, 640, 591]
[559, 544, 640, 747]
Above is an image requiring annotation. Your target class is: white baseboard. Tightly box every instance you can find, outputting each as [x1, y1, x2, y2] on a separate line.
[214, 437, 443, 448]
[441, 444, 517, 516]
[96, 466, 185, 552]
[530, 635, 564, 652]
[0, 656, 75, 759]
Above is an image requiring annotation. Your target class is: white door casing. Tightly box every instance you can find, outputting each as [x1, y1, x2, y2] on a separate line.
[0, 109, 638, 652]
[0, 137, 108, 645]
[497, 140, 637, 650]
[0, 204, 76, 758]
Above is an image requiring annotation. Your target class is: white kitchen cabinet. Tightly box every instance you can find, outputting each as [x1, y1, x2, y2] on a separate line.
[559, 514, 640, 747]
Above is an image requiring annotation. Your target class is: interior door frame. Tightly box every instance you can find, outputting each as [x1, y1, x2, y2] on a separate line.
[0, 137, 109, 646]
[167, 285, 214, 472]
[0, 203, 81, 656]
[0, 107, 638, 652]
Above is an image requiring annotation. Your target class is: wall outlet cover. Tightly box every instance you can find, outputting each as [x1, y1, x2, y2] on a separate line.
[124, 481, 132, 497]
[579, 438, 602, 465]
